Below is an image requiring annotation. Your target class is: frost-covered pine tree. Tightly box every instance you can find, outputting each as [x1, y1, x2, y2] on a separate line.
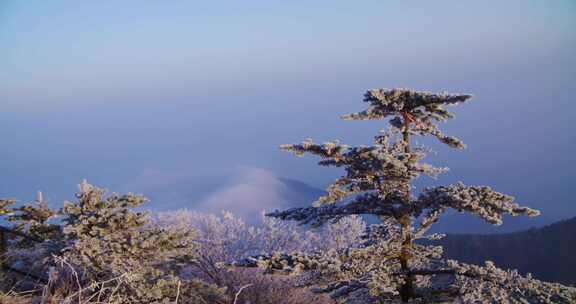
[58, 180, 225, 303]
[1, 182, 226, 303]
[235, 89, 576, 303]
[7, 191, 62, 245]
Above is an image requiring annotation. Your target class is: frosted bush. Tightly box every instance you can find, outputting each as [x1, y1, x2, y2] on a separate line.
[156, 209, 366, 262]
[156, 209, 365, 303]
[1, 181, 226, 303]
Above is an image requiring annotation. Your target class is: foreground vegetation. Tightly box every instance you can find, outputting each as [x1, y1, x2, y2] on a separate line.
[1, 88, 575, 303]
[1, 183, 575, 303]
[1, 185, 356, 303]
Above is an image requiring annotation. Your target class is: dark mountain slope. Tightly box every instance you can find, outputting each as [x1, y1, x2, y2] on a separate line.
[432, 216, 576, 285]
[277, 178, 325, 207]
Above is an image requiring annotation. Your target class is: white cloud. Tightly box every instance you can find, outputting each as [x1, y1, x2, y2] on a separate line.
[195, 167, 287, 222]
[121, 166, 288, 222]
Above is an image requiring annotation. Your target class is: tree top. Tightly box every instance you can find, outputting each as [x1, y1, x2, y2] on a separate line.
[342, 88, 473, 149]
[342, 88, 472, 122]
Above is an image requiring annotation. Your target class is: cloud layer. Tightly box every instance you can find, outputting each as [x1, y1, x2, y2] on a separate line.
[195, 167, 288, 221]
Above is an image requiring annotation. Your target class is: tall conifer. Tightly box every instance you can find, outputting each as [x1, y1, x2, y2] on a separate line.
[238, 89, 575, 303]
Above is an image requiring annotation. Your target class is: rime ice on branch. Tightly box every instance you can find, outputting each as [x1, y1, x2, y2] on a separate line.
[341, 89, 472, 148]
[237, 88, 574, 303]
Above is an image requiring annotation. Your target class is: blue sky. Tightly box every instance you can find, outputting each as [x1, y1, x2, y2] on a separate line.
[1, 1, 575, 228]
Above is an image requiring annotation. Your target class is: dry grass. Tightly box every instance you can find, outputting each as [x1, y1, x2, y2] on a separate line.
[202, 268, 334, 304]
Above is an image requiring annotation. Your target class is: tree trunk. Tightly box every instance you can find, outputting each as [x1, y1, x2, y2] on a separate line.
[399, 114, 415, 302]
[0, 229, 5, 269]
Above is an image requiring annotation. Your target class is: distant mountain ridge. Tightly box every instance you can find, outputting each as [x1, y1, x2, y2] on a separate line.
[137, 172, 326, 222]
[277, 177, 325, 207]
[431, 216, 576, 285]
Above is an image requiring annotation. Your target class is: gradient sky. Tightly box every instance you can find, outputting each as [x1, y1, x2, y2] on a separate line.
[1, 1, 575, 227]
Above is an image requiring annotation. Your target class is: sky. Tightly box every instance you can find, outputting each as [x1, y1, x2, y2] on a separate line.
[1, 1, 575, 228]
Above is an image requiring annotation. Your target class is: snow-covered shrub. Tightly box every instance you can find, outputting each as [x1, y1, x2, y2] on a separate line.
[57, 180, 225, 303]
[156, 209, 365, 303]
[156, 209, 366, 261]
[1, 182, 366, 303]
[1, 181, 226, 303]
[7, 192, 62, 244]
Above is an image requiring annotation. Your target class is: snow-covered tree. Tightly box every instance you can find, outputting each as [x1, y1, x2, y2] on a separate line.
[157, 210, 365, 303]
[1, 182, 226, 303]
[7, 191, 62, 246]
[58, 180, 225, 303]
[236, 89, 576, 303]
[157, 210, 366, 262]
